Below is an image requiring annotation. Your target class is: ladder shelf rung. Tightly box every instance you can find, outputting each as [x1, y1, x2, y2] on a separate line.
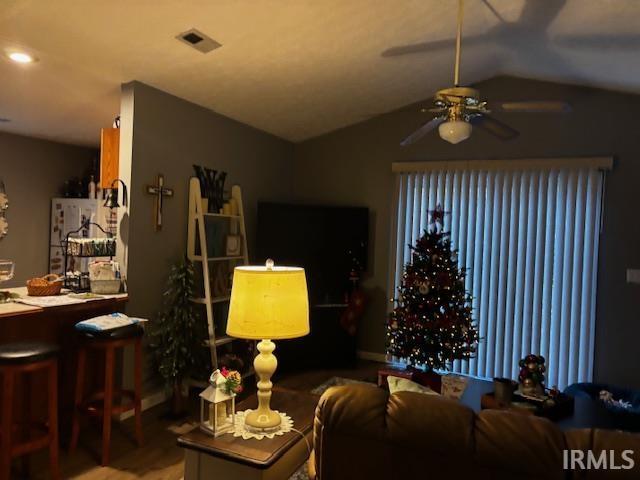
[191, 255, 245, 262]
[190, 296, 231, 305]
[203, 335, 235, 347]
[202, 213, 242, 219]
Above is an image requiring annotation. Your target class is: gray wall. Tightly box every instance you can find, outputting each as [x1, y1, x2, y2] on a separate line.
[292, 76, 640, 389]
[124, 81, 294, 321]
[0, 131, 94, 286]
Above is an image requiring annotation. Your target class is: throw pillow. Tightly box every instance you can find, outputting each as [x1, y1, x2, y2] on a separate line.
[441, 374, 469, 400]
[387, 375, 439, 396]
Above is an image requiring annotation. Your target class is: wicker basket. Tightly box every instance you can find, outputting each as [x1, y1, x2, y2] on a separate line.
[26, 274, 63, 296]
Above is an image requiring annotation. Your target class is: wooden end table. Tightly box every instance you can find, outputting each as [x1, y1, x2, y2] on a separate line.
[178, 388, 319, 480]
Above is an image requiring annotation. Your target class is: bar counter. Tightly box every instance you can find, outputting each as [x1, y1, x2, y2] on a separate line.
[0, 287, 128, 441]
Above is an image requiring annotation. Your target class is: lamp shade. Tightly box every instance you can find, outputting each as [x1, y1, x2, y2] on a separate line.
[226, 265, 309, 340]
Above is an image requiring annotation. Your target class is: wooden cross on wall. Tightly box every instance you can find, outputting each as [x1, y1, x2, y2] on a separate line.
[146, 174, 174, 231]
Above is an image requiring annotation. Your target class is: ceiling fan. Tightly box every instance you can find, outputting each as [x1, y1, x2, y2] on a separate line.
[397, 0, 571, 146]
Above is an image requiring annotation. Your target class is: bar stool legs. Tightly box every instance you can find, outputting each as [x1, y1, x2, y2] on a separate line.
[0, 356, 59, 480]
[102, 345, 114, 466]
[20, 373, 31, 478]
[69, 346, 86, 453]
[48, 362, 60, 480]
[70, 334, 144, 467]
[134, 339, 143, 447]
[0, 370, 14, 480]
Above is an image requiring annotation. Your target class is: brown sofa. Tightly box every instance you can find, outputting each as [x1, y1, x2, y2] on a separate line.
[309, 384, 640, 480]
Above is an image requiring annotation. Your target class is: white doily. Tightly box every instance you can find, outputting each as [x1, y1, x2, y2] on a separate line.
[231, 410, 294, 440]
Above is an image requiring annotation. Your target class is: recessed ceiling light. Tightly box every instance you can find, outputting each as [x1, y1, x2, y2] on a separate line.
[8, 52, 36, 63]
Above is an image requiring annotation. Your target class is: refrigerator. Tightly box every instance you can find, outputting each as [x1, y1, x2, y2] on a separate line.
[49, 198, 116, 275]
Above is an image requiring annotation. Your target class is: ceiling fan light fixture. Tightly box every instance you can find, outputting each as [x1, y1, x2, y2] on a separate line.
[438, 120, 472, 144]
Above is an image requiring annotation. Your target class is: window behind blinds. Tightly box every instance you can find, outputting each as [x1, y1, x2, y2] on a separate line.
[390, 159, 608, 388]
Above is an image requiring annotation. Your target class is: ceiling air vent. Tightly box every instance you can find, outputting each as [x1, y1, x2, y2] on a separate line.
[176, 28, 222, 53]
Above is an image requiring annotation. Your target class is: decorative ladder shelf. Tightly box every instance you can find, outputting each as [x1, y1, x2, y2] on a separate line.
[187, 177, 250, 372]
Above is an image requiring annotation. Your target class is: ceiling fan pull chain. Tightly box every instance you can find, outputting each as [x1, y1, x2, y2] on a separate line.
[454, 0, 464, 86]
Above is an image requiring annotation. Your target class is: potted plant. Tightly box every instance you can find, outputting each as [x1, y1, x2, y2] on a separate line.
[149, 256, 207, 416]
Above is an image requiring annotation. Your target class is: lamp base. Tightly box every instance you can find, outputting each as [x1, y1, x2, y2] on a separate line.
[243, 415, 282, 434]
[244, 407, 282, 430]
[244, 339, 282, 431]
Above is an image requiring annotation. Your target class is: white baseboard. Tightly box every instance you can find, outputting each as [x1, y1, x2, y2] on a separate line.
[118, 389, 168, 421]
[356, 350, 388, 363]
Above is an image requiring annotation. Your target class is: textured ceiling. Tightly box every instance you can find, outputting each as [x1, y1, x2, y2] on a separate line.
[1, 0, 640, 146]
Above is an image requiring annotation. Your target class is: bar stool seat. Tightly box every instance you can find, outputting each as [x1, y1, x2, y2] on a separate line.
[0, 342, 59, 364]
[78, 323, 144, 341]
[70, 324, 144, 466]
[0, 342, 59, 480]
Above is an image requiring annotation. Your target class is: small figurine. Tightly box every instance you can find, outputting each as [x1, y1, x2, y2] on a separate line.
[518, 354, 546, 397]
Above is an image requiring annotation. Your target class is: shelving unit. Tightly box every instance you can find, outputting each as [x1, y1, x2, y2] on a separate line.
[63, 220, 116, 292]
[187, 177, 250, 371]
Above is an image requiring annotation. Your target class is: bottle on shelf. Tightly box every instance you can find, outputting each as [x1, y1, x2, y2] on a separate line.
[88, 175, 96, 199]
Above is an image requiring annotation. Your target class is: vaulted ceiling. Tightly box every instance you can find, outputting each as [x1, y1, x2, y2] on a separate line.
[1, 0, 639, 146]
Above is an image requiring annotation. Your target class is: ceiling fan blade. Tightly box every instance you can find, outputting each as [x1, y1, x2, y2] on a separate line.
[481, 0, 506, 23]
[360, 103, 434, 120]
[553, 33, 640, 51]
[382, 34, 485, 57]
[494, 100, 571, 113]
[471, 115, 519, 140]
[382, 38, 455, 57]
[400, 117, 444, 147]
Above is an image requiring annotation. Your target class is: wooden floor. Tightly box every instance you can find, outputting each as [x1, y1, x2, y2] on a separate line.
[26, 361, 381, 479]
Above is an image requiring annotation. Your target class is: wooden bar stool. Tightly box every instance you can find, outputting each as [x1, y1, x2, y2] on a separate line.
[69, 324, 143, 466]
[0, 342, 59, 480]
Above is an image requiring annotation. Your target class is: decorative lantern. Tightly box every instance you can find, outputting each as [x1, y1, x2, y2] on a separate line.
[200, 369, 236, 437]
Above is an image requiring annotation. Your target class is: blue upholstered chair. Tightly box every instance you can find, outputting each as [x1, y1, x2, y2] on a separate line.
[565, 382, 640, 431]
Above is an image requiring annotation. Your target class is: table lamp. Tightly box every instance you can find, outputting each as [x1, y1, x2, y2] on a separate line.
[226, 259, 309, 431]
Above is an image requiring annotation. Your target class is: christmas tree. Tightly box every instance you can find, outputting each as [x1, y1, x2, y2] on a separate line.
[387, 205, 478, 370]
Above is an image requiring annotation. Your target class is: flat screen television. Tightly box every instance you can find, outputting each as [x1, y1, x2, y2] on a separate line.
[257, 202, 368, 305]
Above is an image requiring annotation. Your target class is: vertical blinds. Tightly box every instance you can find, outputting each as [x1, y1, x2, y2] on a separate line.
[391, 161, 607, 388]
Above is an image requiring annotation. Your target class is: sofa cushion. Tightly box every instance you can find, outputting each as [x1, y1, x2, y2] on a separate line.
[587, 429, 640, 479]
[386, 391, 474, 456]
[474, 410, 567, 479]
[315, 385, 387, 440]
[314, 385, 391, 480]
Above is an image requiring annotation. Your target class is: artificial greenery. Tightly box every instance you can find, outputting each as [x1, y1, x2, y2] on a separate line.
[149, 257, 207, 390]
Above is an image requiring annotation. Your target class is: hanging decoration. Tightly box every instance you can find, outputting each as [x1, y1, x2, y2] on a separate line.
[0, 179, 8, 239]
[193, 165, 226, 213]
[146, 174, 174, 231]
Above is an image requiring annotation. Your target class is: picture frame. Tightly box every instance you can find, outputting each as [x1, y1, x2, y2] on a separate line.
[226, 235, 242, 256]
